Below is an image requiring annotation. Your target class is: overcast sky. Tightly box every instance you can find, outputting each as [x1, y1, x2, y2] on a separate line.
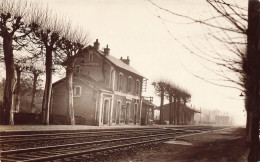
[41, 0, 247, 125]
[0, 0, 246, 125]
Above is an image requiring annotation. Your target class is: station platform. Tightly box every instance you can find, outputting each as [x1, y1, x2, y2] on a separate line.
[0, 124, 208, 134]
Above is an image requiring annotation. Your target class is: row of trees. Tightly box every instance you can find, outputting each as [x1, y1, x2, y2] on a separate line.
[0, 0, 89, 125]
[152, 79, 191, 124]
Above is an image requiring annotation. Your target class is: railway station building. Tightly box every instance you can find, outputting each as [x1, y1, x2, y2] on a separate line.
[51, 39, 146, 126]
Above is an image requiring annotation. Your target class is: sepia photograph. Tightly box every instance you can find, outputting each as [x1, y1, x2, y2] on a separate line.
[0, 0, 259, 161]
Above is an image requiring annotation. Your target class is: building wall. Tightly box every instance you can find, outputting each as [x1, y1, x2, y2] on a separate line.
[114, 69, 142, 96]
[74, 50, 105, 82]
[52, 79, 97, 125]
[75, 48, 143, 96]
[161, 104, 196, 125]
[110, 95, 141, 125]
[77, 48, 143, 125]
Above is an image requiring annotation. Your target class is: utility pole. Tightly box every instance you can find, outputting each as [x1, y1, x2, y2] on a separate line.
[199, 107, 201, 125]
[208, 110, 210, 126]
[246, 0, 260, 161]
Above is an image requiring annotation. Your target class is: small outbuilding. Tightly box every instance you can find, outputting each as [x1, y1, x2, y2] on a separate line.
[158, 103, 199, 125]
[141, 97, 156, 125]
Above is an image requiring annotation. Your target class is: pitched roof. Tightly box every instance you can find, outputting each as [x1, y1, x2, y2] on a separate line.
[85, 45, 145, 78]
[105, 55, 144, 78]
[155, 103, 200, 113]
[142, 99, 157, 107]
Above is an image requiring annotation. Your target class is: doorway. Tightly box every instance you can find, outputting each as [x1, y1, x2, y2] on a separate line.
[102, 99, 110, 124]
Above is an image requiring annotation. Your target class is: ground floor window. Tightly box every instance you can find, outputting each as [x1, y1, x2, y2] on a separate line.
[73, 86, 82, 97]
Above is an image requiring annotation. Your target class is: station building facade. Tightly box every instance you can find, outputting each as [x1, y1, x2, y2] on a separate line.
[51, 39, 145, 126]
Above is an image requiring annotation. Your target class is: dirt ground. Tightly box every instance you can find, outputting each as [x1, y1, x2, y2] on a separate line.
[116, 127, 251, 162]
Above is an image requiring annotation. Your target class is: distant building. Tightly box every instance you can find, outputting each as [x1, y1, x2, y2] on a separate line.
[215, 115, 232, 125]
[51, 39, 147, 126]
[157, 103, 199, 125]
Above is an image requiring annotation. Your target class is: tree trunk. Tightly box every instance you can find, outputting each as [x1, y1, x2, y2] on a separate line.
[246, 1, 260, 161]
[245, 98, 250, 142]
[159, 89, 164, 124]
[31, 71, 39, 113]
[66, 61, 75, 125]
[14, 67, 21, 113]
[177, 97, 180, 125]
[183, 99, 187, 125]
[169, 95, 173, 124]
[42, 48, 53, 125]
[173, 97, 176, 124]
[1, 34, 15, 125]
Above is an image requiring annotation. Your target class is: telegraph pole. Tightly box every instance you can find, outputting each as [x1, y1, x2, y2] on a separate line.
[199, 107, 201, 124]
[208, 110, 210, 126]
[247, 0, 260, 161]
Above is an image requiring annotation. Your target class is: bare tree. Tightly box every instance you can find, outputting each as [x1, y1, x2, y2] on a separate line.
[165, 83, 174, 124]
[20, 59, 45, 113]
[152, 80, 168, 124]
[180, 89, 191, 125]
[56, 26, 90, 125]
[165, 82, 183, 125]
[30, 64, 44, 113]
[30, 8, 68, 125]
[0, 0, 32, 124]
[13, 61, 24, 115]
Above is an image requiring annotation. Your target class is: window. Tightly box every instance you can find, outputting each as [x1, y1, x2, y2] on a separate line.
[118, 73, 123, 91]
[89, 53, 93, 62]
[127, 76, 133, 93]
[73, 86, 82, 97]
[110, 70, 115, 89]
[135, 80, 140, 95]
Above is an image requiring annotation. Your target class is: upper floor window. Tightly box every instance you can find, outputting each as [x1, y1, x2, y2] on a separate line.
[89, 53, 94, 62]
[118, 73, 123, 91]
[73, 86, 82, 97]
[127, 76, 133, 93]
[135, 79, 140, 95]
[110, 70, 115, 90]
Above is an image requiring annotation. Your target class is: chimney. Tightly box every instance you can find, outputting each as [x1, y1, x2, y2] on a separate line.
[94, 39, 100, 51]
[120, 56, 130, 65]
[104, 44, 110, 56]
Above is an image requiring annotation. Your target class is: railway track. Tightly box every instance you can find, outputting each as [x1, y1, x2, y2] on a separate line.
[0, 128, 178, 150]
[0, 126, 225, 161]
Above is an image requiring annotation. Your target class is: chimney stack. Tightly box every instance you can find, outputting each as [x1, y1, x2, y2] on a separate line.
[120, 56, 130, 65]
[94, 39, 100, 51]
[104, 44, 110, 56]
